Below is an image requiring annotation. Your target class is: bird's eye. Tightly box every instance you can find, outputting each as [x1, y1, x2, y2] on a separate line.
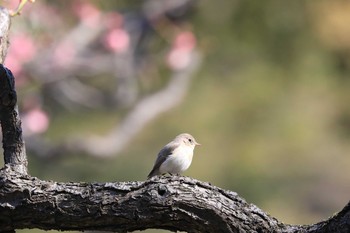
[188, 138, 192, 142]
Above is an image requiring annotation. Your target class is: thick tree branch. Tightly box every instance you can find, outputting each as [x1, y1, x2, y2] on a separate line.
[0, 8, 28, 175]
[0, 169, 349, 233]
[0, 66, 28, 174]
[305, 201, 350, 233]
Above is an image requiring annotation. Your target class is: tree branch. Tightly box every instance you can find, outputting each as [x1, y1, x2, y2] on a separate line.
[0, 168, 349, 232]
[0, 7, 10, 64]
[0, 63, 28, 175]
[0, 8, 28, 175]
[305, 201, 350, 233]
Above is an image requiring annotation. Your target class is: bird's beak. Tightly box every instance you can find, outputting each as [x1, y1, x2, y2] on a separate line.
[195, 142, 201, 146]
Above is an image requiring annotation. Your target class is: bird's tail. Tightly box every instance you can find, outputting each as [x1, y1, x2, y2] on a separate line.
[147, 168, 158, 179]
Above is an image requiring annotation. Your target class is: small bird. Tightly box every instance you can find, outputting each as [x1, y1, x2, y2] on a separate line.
[147, 133, 200, 178]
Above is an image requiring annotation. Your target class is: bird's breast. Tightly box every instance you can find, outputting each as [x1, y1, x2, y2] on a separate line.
[159, 146, 194, 174]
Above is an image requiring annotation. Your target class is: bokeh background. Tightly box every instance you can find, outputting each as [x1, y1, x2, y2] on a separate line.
[1, 0, 350, 232]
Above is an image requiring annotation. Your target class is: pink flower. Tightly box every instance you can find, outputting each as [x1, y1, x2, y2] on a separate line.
[4, 33, 36, 84]
[103, 28, 130, 53]
[167, 31, 197, 70]
[4, 54, 22, 77]
[2, 0, 19, 11]
[174, 31, 197, 52]
[22, 108, 50, 135]
[8, 33, 36, 63]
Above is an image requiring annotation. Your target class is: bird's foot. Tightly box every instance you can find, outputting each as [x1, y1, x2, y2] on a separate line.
[168, 173, 180, 176]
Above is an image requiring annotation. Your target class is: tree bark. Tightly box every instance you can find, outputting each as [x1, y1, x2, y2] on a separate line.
[0, 168, 349, 233]
[0, 64, 28, 175]
[0, 7, 10, 64]
[0, 8, 28, 175]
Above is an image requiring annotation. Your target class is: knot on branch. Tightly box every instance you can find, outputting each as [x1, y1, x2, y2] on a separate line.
[157, 184, 168, 196]
[0, 65, 17, 108]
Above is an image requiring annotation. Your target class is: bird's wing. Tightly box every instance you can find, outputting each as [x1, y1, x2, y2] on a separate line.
[147, 141, 179, 178]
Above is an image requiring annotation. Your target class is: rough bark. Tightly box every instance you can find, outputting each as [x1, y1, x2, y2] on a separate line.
[0, 169, 349, 233]
[0, 8, 28, 175]
[0, 65, 28, 175]
[0, 7, 10, 64]
[0, 170, 278, 232]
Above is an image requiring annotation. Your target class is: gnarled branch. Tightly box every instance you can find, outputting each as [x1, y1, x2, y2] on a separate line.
[0, 169, 349, 233]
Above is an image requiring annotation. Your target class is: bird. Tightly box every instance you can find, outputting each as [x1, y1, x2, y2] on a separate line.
[147, 133, 200, 178]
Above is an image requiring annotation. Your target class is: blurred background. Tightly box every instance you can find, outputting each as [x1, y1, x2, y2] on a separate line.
[1, 0, 350, 232]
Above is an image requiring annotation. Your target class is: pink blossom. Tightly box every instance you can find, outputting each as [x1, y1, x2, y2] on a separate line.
[174, 31, 197, 51]
[4, 33, 36, 84]
[8, 33, 36, 63]
[2, 0, 19, 10]
[22, 108, 50, 135]
[103, 28, 130, 53]
[167, 31, 197, 70]
[4, 54, 22, 77]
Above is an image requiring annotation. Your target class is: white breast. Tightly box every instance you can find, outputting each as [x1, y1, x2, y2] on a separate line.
[159, 145, 194, 174]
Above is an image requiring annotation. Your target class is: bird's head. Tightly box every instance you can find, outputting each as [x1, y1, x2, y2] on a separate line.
[176, 133, 200, 149]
